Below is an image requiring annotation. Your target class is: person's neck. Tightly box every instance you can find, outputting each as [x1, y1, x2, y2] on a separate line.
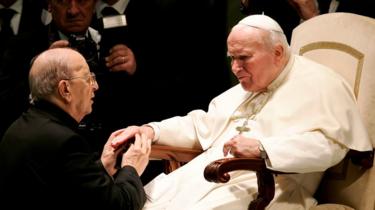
[49, 97, 82, 123]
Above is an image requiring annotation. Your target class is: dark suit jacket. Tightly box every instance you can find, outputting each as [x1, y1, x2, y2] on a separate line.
[0, 100, 146, 210]
[118, 0, 232, 122]
[89, 1, 142, 132]
[0, 0, 48, 139]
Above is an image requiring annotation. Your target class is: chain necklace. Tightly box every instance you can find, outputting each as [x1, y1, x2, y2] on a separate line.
[234, 91, 272, 134]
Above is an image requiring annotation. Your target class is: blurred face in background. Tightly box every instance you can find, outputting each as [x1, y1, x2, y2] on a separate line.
[49, 0, 96, 35]
[0, 0, 17, 7]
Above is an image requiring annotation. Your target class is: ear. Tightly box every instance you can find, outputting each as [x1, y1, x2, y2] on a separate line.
[92, 0, 98, 14]
[57, 80, 72, 103]
[274, 44, 284, 62]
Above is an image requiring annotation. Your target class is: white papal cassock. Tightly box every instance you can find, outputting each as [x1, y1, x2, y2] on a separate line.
[143, 54, 372, 210]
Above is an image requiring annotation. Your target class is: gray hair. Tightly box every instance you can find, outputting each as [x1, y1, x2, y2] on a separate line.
[29, 48, 77, 103]
[236, 14, 291, 57]
[262, 28, 290, 57]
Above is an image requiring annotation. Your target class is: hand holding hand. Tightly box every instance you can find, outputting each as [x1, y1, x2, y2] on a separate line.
[122, 133, 152, 175]
[111, 125, 155, 148]
[101, 129, 128, 176]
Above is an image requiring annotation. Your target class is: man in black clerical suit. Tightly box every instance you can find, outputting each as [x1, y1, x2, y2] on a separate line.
[0, 48, 150, 210]
[45, 0, 141, 152]
[0, 0, 47, 139]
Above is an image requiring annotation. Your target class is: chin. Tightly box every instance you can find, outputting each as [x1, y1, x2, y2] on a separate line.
[66, 26, 89, 34]
[240, 82, 251, 91]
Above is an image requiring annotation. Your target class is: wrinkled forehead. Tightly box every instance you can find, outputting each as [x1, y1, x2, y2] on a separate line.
[71, 54, 90, 73]
[228, 24, 265, 45]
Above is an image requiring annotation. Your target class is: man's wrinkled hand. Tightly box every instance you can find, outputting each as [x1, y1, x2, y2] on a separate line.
[122, 133, 152, 175]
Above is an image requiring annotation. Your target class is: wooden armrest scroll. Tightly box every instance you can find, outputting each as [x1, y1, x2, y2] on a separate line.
[348, 149, 374, 169]
[204, 158, 275, 210]
[202, 149, 374, 210]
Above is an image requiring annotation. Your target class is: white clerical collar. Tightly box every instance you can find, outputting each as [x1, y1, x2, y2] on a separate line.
[267, 54, 295, 91]
[0, 0, 22, 35]
[57, 27, 101, 49]
[96, 0, 129, 18]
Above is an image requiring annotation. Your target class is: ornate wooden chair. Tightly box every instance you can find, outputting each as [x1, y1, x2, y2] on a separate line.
[151, 13, 375, 210]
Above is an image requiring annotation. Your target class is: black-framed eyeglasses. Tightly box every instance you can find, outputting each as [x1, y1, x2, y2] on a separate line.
[64, 72, 97, 86]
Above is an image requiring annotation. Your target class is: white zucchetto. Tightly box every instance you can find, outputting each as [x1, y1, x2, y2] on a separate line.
[238, 14, 284, 34]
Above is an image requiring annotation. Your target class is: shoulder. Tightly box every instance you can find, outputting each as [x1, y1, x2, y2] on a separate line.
[287, 55, 354, 98]
[292, 55, 349, 85]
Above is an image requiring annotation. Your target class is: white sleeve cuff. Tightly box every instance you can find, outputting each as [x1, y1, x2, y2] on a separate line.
[146, 123, 160, 143]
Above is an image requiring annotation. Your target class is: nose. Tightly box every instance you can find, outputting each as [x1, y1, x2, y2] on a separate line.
[92, 81, 99, 91]
[231, 60, 242, 74]
[67, 1, 80, 16]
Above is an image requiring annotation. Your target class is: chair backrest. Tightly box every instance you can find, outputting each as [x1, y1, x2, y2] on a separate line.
[290, 12, 375, 209]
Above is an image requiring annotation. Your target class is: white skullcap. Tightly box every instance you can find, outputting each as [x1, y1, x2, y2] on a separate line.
[238, 14, 284, 34]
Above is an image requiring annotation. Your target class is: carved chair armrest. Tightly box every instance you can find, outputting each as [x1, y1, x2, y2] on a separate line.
[150, 144, 203, 173]
[202, 149, 374, 210]
[347, 149, 374, 169]
[204, 157, 277, 210]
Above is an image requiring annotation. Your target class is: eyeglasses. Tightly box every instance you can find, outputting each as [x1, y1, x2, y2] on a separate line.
[64, 72, 97, 86]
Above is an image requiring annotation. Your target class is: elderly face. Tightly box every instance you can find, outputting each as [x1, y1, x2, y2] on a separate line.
[49, 0, 96, 35]
[67, 53, 98, 121]
[227, 26, 283, 92]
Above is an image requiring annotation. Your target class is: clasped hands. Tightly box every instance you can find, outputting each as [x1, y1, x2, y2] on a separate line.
[223, 135, 262, 158]
[101, 126, 153, 177]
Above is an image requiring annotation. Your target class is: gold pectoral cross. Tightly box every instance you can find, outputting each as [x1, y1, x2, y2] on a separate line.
[236, 125, 250, 134]
[236, 114, 254, 134]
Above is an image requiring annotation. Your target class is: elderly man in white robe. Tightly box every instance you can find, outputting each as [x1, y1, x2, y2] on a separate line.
[111, 14, 373, 210]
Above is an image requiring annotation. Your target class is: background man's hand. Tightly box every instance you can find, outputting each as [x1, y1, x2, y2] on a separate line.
[288, 0, 320, 20]
[49, 40, 70, 49]
[105, 44, 136, 75]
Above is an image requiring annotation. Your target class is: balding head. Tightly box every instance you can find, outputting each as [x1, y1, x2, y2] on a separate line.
[29, 48, 97, 122]
[29, 48, 86, 103]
